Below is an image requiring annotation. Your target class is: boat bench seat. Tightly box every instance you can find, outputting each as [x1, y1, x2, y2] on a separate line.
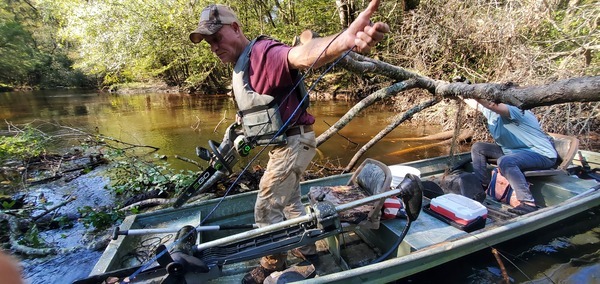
[488, 133, 579, 177]
[307, 159, 392, 266]
[308, 158, 393, 230]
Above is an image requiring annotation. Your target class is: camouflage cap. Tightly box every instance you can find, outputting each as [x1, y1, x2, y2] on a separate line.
[189, 4, 239, 43]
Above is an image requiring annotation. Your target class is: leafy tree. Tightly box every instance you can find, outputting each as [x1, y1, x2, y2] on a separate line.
[1, 0, 95, 88]
[7, 0, 596, 95]
[0, 10, 37, 85]
[40, 0, 343, 92]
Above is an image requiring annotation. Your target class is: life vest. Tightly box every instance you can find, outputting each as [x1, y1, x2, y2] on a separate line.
[232, 36, 309, 146]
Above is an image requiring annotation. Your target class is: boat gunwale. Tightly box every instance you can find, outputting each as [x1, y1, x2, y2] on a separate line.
[302, 185, 600, 283]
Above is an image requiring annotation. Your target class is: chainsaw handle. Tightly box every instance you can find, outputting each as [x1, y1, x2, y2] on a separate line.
[208, 140, 233, 174]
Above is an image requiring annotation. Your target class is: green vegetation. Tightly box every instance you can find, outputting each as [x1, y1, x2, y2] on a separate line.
[0, 0, 94, 89]
[19, 225, 45, 248]
[0, 1, 598, 94]
[78, 206, 124, 231]
[106, 153, 196, 198]
[0, 18, 36, 86]
[0, 125, 48, 164]
[1, 199, 16, 209]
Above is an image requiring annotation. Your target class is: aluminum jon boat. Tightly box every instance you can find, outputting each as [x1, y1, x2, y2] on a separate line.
[75, 149, 600, 284]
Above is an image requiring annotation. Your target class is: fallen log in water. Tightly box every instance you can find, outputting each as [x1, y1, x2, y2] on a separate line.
[392, 130, 458, 141]
[388, 130, 473, 156]
[0, 212, 59, 256]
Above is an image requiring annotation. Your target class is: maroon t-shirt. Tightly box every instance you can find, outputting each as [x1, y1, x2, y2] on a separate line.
[248, 39, 315, 126]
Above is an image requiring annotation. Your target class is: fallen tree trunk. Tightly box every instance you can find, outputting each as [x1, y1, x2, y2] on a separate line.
[436, 76, 600, 109]
[387, 130, 474, 156]
[393, 130, 459, 141]
[0, 212, 60, 256]
[340, 51, 600, 107]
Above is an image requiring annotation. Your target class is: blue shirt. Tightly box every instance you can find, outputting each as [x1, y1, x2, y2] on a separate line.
[478, 104, 557, 159]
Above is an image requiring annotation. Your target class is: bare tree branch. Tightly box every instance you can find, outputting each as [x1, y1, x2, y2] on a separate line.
[436, 76, 600, 109]
[344, 98, 440, 172]
[316, 79, 421, 146]
[335, 48, 599, 109]
[32, 196, 77, 222]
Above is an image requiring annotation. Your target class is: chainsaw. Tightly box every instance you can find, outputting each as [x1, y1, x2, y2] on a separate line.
[173, 123, 253, 208]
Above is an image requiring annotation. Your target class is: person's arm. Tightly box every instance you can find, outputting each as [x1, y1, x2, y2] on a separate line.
[287, 0, 389, 70]
[463, 98, 510, 117]
[463, 98, 480, 110]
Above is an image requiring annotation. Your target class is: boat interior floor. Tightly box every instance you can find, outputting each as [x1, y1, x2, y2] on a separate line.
[207, 229, 380, 283]
[211, 203, 513, 282]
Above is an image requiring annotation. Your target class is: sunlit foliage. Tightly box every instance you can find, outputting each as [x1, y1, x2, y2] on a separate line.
[1, 0, 597, 93]
[0, 125, 48, 164]
[0, 0, 94, 88]
[32, 0, 339, 92]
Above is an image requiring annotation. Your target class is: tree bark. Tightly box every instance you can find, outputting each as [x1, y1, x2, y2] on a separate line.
[300, 32, 599, 171]
[339, 51, 600, 107]
[436, 76, 600, 109]
[335, 0, 355, 28]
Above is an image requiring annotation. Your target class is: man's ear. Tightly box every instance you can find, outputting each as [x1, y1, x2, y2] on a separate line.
[231, 22, 241, 33]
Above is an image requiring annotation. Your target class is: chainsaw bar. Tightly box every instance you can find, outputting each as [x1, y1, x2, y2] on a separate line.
[174, 166, 218, 208]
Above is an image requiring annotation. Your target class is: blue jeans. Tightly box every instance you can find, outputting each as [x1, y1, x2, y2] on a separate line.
[471, 142, 556, 203]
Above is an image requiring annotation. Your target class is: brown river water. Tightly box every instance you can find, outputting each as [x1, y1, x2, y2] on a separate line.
[0, 89, 598, 283]
[0, 89, 456, 170]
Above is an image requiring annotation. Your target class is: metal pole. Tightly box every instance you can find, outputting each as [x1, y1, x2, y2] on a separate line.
[112, 224, 258, 240]
[194, 188, 402, 251]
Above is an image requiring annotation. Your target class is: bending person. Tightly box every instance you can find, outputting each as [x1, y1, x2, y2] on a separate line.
[189, 1, 389, 283]
[463, 98, 557, 215]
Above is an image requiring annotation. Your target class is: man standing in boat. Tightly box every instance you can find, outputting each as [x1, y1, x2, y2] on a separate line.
[189, 1, 389, 283]
[463, 98, 557, 215]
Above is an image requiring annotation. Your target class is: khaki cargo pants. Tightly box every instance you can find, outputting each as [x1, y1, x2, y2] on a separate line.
[255, 130, 317, 270]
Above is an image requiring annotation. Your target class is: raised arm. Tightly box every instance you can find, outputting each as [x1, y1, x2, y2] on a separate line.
[287, 0, 390, 70]
[464, 98, 511, 117]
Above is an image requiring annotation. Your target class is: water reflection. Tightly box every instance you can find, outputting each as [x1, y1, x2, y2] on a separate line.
[0, 90, 462, 171]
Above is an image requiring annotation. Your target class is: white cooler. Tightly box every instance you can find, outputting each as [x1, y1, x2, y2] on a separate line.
[389, 165, 421, 188]
[430, 193, 487, 226]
